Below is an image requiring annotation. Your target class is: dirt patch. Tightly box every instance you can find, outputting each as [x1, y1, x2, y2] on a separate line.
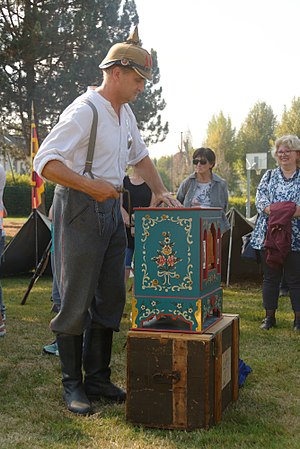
[3, 219, 26, 239]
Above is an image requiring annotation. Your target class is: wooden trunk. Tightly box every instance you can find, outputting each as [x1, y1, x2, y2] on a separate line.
[126, 314, 239, 430]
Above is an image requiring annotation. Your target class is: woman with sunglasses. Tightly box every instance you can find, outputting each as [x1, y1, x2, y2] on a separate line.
[251, 135, 300, 332]
[176, 147, 230, 234]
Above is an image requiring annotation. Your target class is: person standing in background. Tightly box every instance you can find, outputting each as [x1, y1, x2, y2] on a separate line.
[122, 166, 153, 285]
[251, 135, 300, 332]
[42, 204, 61, 356]
[0, 164, 7, 337]
[176, 147, 230, 234]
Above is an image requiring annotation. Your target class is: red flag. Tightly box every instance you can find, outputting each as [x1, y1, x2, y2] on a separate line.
[31, 102, 45, 210]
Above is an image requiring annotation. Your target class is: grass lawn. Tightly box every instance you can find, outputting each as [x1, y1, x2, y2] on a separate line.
[0, 277, 299, 449]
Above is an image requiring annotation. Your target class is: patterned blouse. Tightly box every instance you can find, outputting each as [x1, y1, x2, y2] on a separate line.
[250, 167, 300, 251]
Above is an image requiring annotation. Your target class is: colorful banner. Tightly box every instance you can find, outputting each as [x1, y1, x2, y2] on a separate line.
[31, 102, 44, 210]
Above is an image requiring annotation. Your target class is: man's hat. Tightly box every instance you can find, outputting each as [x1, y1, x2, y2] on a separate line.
[99, 26, 152, 81]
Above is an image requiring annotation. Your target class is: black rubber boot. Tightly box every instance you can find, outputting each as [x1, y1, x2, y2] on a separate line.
[260, 316, 276, 330]
[56, 334, 92, 415]
[294, 312, 300, 332]
[260, 309, 276, 330]
[83, 327, 126, 403]
[294, 320, 300, 332]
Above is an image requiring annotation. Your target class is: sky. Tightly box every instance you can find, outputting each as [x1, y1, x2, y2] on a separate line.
[134, 0, 300, 159]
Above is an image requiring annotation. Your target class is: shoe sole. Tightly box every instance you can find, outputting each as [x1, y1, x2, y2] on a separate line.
[42, 348, 59, 356]
[86, 393, 126, 403]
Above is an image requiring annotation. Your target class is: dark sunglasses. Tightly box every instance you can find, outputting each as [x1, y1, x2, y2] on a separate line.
[193, 158, 208, 165]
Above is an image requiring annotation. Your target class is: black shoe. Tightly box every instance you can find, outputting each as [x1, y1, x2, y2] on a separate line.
[293, 320, 300, 333]
[279, 289, 289, 297]
[86, 382, 126, 403]
[260, 316, 276, 330]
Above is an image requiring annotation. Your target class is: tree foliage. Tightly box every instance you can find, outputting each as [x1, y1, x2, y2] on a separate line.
[0, 0, 168, 153]
[276, 97, 300, 138]
[131, 49, 169, 145]
[236, 101, 277, 194]
[237, 101, 276, 161]
[153, 155, 172, 192]
[203, 111, 237, 192]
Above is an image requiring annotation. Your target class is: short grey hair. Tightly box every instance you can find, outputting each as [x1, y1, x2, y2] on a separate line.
[274, 134, 300, 168]
[275, 135, 300, 152]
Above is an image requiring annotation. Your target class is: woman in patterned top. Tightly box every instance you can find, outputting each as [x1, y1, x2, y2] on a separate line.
[176, 147, 230, 234]
[251, 135, 300, 332]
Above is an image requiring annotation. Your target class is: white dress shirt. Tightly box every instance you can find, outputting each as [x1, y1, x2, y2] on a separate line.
[34, 88, 149, 186]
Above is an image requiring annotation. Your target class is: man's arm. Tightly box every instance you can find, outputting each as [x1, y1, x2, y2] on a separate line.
[134, 156, 182, 207]
[42, 160, 119, 202]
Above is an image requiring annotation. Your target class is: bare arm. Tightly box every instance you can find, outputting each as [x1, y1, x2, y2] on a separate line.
[121, 205, 130, 226]
[294, 206, 300, 217]
[42, 160, 119, 202]
[134, 156, 182, 207]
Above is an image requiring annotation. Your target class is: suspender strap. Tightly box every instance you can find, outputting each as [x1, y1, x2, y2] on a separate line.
[81, 99, 98, 179]
[80, 99, 133, 224]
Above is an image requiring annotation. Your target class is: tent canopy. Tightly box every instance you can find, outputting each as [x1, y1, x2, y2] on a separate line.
[1, 210, 51, 276]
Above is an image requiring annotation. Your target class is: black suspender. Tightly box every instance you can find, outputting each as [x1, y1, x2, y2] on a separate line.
[81, 99, 98, 179]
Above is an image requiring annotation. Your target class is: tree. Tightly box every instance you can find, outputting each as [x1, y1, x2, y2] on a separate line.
[236, 101, 277, 194]
[131, 48, 169, 146]
[166, 129, 193, 192]
[276, 97, 300, 137]
[203, 111, 237, 192]
[153, 155, 172, 192]
[182, 128, 193, 166]
[0, 0, 168, 154]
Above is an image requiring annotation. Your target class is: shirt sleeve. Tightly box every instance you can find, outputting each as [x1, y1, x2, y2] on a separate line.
[33, 104, 92, 179]
[0, 166, 6, 190]
[255, 170, 272, 214]
[0, 165, 6, 209]
[176, 181, 186, 204]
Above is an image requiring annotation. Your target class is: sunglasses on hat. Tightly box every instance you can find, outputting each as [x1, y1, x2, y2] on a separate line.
[193, 158, 208, 165]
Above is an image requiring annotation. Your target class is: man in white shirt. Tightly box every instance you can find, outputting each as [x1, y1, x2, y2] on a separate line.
[34, 27, 180, 415]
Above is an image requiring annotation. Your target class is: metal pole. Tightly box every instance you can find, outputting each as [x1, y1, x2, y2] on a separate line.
[246, 168, 251, 218]
[226, 208, 235, 287]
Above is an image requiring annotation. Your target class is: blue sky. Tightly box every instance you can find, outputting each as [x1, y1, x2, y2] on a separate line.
[134, 0, 300, 158]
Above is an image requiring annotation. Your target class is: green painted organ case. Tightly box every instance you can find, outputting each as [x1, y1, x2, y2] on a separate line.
[131, 207, 223, 333]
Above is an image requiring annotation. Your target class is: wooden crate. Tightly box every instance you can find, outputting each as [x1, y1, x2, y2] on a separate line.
[126, 314, 239, 430]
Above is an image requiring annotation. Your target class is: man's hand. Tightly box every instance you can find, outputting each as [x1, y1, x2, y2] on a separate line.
[42, 160, 119, 202]
[86, 178, 119, 202]
[151, 192, 183, 208]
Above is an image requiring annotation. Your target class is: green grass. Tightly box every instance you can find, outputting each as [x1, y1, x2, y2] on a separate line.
[0, 277, 299, 449]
